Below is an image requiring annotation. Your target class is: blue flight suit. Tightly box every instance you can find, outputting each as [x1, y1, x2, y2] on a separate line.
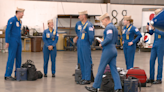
[148, 29, 164, 81]
[122, 24, 142, 70]
[93, 23, 122, 90]
[42, 28, 58, 75]
[5, 16, 22, 77]
[75, 21, 94, 81]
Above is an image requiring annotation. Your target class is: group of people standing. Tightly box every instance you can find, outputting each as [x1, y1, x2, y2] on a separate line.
[4, 7, 164, 92]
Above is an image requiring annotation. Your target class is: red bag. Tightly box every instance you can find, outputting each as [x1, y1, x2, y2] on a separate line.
[126, 67, 147, 87]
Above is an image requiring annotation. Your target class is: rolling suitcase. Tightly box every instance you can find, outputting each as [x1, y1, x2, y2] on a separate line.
[16, 68, 27, 81]
[124, 77, 141, 92]
[75, 69, 82, 84]
[126, 67, 147, 87]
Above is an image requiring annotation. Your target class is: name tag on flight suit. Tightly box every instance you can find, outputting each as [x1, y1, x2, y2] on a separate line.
[16, 22, 19, 27]
[126, 26, 132, 40]
[126, 31, 130, 40]
[46, 33, 50, 38]
[158, 35, 161, 39]
[81, 33, 85, 39]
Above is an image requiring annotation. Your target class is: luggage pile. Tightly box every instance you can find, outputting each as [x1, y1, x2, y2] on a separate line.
[16, 60, 43, 81]
[100, 66, 148, 92]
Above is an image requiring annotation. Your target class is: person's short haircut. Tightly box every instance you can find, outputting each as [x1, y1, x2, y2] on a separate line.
[84, 14, 88, 18]
[105, 16, 110, 20]
[15, 11, 19, 14]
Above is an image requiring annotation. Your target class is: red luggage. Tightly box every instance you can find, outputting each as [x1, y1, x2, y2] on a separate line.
[126, 67, 147, 87]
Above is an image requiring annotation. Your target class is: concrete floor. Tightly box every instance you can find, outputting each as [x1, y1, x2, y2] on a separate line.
[0, 49, 164, 92]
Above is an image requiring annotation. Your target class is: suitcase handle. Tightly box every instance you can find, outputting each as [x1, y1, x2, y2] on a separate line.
[132, 67, 140, 69]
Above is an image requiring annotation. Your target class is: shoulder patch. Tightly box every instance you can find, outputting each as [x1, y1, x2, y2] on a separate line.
[135, 28, 139, 32]
[78, 25, 82, 30]
[89, 27, 94, 31]
[107, 30, 113, 34]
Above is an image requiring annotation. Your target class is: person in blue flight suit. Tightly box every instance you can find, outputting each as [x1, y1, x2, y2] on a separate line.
[4, 7, 25, 81]
[73, 10, 95, 85]
[42, 19, 58, 78]
[85, 13, 122, 92]
[122, 16, 142, 70]
[146, 8, 164, 84]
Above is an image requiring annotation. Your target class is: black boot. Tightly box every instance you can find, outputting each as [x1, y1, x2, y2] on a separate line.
[85, 86, 97, 92]
[76, 79, 84, 84]
[114, 89, 122, 92]
[153, 80, 162, 84]
[44, 74, 47, 77]
[146, 79, 154, 83]
[4, 76, 16, 81]
[52, 74, 55, 77]
[80, 80, 91, 85]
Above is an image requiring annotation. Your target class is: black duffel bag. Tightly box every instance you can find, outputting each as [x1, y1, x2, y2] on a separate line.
[100, 72, 115, 92]
[37, 71, 43, 79]
[22, 60, 38, 81]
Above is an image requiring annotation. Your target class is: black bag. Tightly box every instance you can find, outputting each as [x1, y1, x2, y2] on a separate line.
[100, 72, 115, 92]
[75, 69, 82, 84]
[22, 60, 38, 81]
[100, 71, 126, 92]
[37, 71, 43, 79]
[74, 64, 94, 83]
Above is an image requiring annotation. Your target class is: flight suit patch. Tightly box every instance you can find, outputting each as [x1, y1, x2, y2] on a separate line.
[46, 33, 50, 38]
[78, 25, 82, 30]
[107, 30, 112, 34]
[158, 35, 161, 39]
[89, 27, 93, 31]
[135, 28, 139, 32]
[16, 22, 19, 27]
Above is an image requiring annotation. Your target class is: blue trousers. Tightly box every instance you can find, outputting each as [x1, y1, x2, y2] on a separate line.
[5, 40, 22, 77]
[123, 44, 136, 70]
[78, 44, 92, 81]
[149, 46, 164, 81]
[43, 45, 57, 75]
[93, 47, 122, 90]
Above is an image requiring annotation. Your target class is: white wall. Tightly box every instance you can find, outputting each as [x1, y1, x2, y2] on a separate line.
[108, 4, 164, 28]
[0, 0, 57, 32]
[57, 2, 106, 15]
[0, 0, 106, 31]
